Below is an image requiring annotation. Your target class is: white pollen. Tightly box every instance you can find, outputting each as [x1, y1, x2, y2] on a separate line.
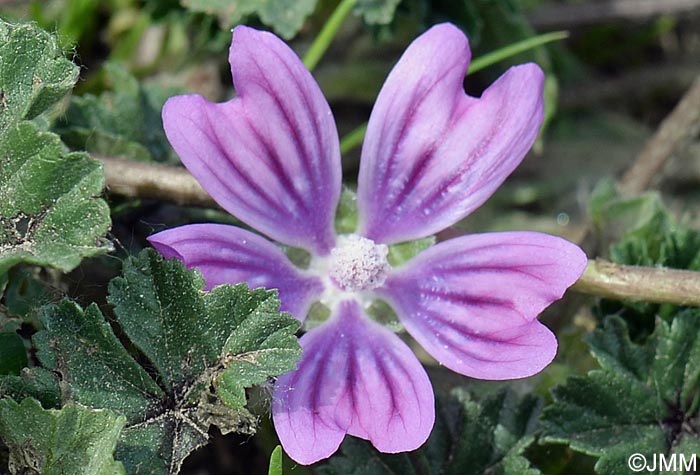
[328, 234, 391, 291]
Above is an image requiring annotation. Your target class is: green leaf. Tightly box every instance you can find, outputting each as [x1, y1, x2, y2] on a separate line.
[268, 445, 283, 475]
[589, 179, 675, 259]
[34, 301, 165, 421]
[36, 249, 301, 474]
[56, 63, 181, 163]
[589, 180, 700, 337]
[0, 398, 125, 475]
[319, 389, 542, 475]
[0, 20, 77, 129]
[0, 125, 112, 274]
[2, 266, 53, 323]
[0, 332, 26, 375]
[0, 21, 111, 275]
[444, 389, 542, 475]
[0, 367, 61, 409]
[180, 0, 318, 39]
[541, 312, 700, 474]
[354, 0, 401, 24]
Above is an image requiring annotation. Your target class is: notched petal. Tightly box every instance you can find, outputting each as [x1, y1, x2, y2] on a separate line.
[378, 232, 587, 379]
[272, 300, 435, 464]
[162, 26, 341, 254]
[357, 23, 545, 244]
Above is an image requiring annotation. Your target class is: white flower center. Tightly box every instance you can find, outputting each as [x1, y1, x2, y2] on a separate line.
[328, 234, 391, 291]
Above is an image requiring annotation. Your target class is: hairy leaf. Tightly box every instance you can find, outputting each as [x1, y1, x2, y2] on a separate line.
[0, 21, 77, 128]
[56, 63, 179, 163]
[0, 367, 61, 409]
[0, 398, 125, 475]
[35, 249, 301, 474]
[1, 266, 54, 326]
[180, 0, 317, 39]
[0, 21, 111, 274]
[319, 389, 542, 475]
[541, 312, 700, 474]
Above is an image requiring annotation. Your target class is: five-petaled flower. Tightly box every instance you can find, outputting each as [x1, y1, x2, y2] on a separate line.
[149, 23, 587, 465]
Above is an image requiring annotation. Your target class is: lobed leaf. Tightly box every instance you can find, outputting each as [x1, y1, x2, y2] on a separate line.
[0, 20, 77, 129]
[56, 63, 180, 163]
[34, 249, 301, 474]
[0, 21, 111, 274]
[0, 367, 61, 409]
[0, 398, 125, 475]
[541, 312, 700, 474]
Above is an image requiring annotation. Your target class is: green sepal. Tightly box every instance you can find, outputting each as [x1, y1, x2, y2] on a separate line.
[387, 236, 435, 267]
[268, 446, 283, 475]
[335, 186, 359, 234]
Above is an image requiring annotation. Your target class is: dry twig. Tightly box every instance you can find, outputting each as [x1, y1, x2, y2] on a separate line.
[573, 259, 700, 306]
[569, 74, 700, 249]
[100, 155, 217, 208]
[618, 74, 700, 196]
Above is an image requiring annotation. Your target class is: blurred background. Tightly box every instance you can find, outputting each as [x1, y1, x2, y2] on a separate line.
[1, 0, 699, 473]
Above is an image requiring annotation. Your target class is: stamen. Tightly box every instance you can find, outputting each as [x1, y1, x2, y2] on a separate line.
[328, 234, 391, 291]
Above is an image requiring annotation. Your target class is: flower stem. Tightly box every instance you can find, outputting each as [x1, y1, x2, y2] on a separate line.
[338, 30, 569, 153]
[468, 31, 568, 74]
[339, 122, 368, 154]
[303, 0, 357, 71]
[572, 259, 700, 306]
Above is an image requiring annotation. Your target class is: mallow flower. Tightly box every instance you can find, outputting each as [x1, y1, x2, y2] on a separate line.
[149, 23, 587, 465]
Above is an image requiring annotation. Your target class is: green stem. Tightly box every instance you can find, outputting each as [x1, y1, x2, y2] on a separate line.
[338, 30, 569, 152]
[468, 31, 568, 74]
[339, 122, 368, 154]
[303, 0, 358, 71]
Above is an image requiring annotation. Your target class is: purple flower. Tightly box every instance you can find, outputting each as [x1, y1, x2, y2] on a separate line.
[149, 23, 587, 465]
